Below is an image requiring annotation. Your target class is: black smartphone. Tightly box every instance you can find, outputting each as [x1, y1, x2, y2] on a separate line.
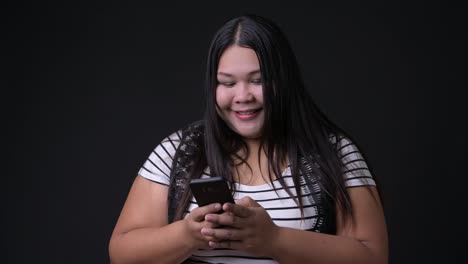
[189, 177, 234, 212]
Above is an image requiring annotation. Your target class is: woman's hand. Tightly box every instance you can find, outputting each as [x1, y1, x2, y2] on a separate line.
[201, 197, 279, 257]
[184, 203, 223, 250]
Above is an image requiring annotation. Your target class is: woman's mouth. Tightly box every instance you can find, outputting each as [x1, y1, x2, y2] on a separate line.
[233, 108, 262, 120]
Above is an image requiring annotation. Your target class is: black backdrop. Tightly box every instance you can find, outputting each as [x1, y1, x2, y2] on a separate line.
[5, 1, 466, 263]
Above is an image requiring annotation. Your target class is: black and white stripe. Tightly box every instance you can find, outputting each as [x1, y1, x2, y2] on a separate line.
[138, 131, 376, 263]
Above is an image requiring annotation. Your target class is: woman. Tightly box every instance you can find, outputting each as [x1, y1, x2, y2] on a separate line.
[109, 14, 388, 264]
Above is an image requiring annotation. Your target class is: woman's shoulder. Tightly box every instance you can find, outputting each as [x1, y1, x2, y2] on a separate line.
[328, 132, 376, 187]
[137, 120, 203, 183]
[155, 120, 205, 152]
[327, 132, 362, 154]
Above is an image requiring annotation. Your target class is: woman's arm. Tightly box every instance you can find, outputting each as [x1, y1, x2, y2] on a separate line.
[203, 186, 388, 264]
[270, 186, 388, 263]
[108, 175, 221, 264]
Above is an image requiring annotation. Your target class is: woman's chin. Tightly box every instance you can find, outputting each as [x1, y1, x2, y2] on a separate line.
[236, 130, 262, 140]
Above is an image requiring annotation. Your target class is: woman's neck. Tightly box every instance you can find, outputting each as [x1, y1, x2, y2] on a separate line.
[233, 139, 287, 186]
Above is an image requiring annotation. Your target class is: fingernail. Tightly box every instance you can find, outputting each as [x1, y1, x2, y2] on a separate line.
[214, 203, 221, 210]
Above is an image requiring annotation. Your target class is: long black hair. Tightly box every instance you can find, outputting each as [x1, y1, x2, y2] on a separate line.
[174, 14, 377, 224]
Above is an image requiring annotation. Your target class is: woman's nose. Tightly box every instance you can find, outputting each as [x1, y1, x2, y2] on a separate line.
[234, 83, 254, 103]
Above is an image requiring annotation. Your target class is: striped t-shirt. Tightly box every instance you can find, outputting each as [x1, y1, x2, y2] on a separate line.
[138, 131, 375, 264]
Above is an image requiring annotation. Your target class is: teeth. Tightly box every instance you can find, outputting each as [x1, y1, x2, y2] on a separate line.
[237, 110, 257, 114]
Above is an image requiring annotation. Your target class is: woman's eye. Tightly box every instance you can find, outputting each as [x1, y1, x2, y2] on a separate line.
[251, 79, 262, 84]
[220, 82, 235, 87]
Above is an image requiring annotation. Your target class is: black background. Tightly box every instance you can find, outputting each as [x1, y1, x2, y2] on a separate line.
[5, 1, 466, 263]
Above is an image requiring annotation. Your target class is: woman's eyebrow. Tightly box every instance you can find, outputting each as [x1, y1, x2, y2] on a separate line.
[248, 70, 261, 76]
[217, 72, 234, 77]
[217, 70, 261, 77]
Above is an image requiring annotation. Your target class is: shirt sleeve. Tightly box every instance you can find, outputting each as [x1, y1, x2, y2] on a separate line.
[331, 135, 376, 188]
[138, 131, 182, 185]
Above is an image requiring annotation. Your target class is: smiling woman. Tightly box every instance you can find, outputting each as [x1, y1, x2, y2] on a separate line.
[216, 46, 265, 139]
[109, 14, 388, 264]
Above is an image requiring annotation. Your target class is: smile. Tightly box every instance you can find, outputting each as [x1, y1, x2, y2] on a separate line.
[235, 109, 260, 114]
[233, 108, 262, 120]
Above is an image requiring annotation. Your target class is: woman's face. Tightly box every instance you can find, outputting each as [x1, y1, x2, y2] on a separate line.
[216, 45, 264, 139]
